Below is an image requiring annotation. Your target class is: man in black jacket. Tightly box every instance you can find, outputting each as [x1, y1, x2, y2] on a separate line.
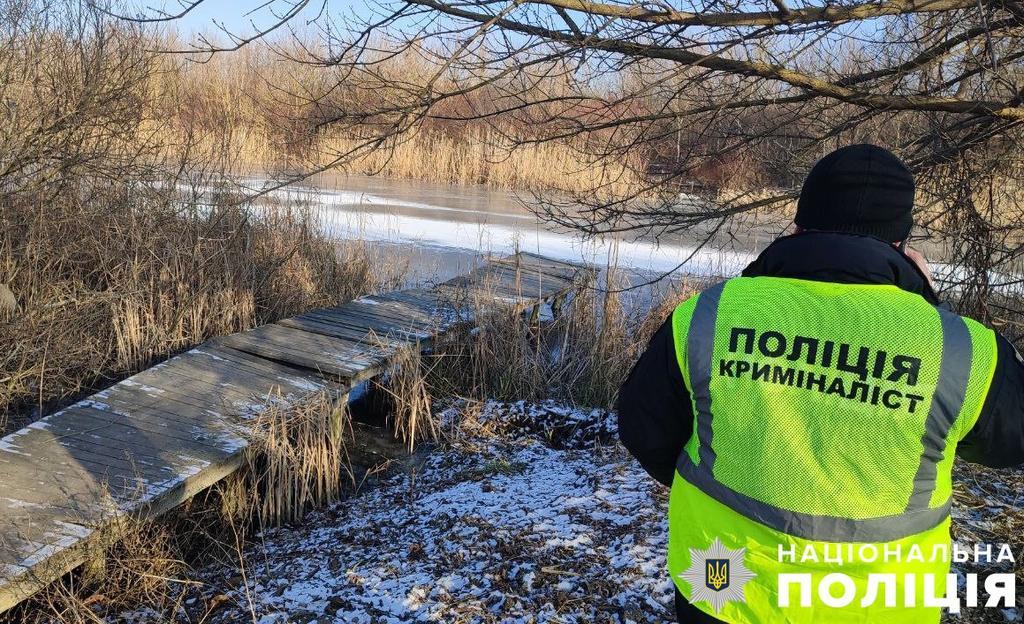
[617, 144, 1024, 623]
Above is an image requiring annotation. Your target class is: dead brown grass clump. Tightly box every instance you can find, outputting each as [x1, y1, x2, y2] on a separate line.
[0, 191, 400, 434]
[427, 267, 694, 410]
[374, 344, 440, 452]
[15, 516, 193, 624]
[225, 391, 354, 527]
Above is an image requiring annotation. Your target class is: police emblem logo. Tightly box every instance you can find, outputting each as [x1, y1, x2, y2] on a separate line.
[706, 558, 729, 590]
[680, 537, 756, 613]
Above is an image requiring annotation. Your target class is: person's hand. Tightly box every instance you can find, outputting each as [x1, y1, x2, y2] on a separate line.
[904, 246, 934, 287]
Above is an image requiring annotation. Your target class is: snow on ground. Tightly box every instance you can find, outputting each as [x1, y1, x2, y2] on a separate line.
[948, 463, 1024, 623]
[198, 400, 675, 624]
[108, 399, 1021, 624]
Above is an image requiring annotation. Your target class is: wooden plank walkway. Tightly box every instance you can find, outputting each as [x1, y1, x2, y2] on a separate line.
[0, 252, 591, 613]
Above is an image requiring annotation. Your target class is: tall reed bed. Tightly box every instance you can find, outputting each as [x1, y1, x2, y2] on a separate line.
[153, 122, 645, 196]
[0, 4, 403, 433]
[426, 268, 701, 410]
[0, 187, 402, 433]
[142, 41, 646, 195]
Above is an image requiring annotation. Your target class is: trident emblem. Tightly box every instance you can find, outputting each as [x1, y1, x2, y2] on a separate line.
[706, 558, 730, 591]
[681, 538, 755, 612]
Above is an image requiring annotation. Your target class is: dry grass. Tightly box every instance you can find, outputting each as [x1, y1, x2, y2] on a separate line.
[225, 391, 354, 527]
[426, 267, 696, 410]
[141, 42, 645, 195]
[147, 117, 644, 196]
[373, 344, 440, 452]
[0, 191, 402, 433]
[13, 516, 193, 624]
[0, 5, 405, 433]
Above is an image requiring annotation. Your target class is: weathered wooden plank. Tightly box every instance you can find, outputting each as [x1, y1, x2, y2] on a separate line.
[24, 411, 229, 475]
[339, 299, 440, 325]
[491, 254, 587, 282]
[0, 444, 113, 495]
[0, 449, 244, 611]
[0, 466, 115, 516]
[496, 267, 578, 288]
[15, 433, 181, 488]
[192, 344, 342, 394]
[151, 352, 285, 385]
[313, 311, 438, 339]
[251, 323, 385, 365]
[299, 308, 435, 340]
[141, 350, 329, 404]
[277, 312, 402, 343]
[351, 295, 442, 322]
[474, 264, 572, 296]
[0, 543, 89, 614]
[276, 316, 409, 348]
[439, 267, 560, 303]
[4, 413, 232, 495]
[369, 288, 443, 309]
[302, 312, 437, 344]
[0, 563, 29, 583]
[219, 326, 377, 378]
[0, 444, 121, 516]
[355, 294, 443, 319]
[92, 383, 264, 431]
[0, 514, 92, 568]
[96, 375, 243, 410]
[133, 364, 301, 413]
[89, 387, 257, 435]
[59, 404, 242, 458]
[499, 251, 591, 275]
[128, 371, 271, 409]
[114, 350, 333, 416]
[159, 348, 324, 392]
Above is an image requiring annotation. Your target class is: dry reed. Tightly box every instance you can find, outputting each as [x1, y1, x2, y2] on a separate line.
[12, 516, 192, 624]
[142, 42, 645, 195]
[425, 267, 678, 410]
[0, 192, 401, 434]
[229, 391, 354, 527]
[0, 5, 405, 433]
[374, 344, 439, 451]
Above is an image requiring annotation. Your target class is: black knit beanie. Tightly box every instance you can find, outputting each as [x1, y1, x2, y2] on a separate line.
[795, 144, 915, 243]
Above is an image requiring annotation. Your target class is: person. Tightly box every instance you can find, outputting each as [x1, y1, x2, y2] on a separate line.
[617, 144, 1024, 623]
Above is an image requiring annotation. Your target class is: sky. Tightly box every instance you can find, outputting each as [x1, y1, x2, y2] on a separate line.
[128, 0, 362, 38]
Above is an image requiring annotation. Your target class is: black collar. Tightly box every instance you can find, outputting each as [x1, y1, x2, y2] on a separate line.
[741, 231, 940, 305]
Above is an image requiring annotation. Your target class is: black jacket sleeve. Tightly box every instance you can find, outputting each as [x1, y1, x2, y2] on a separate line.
[957, 334, 1024, 468]
[616, 316, 695, 486]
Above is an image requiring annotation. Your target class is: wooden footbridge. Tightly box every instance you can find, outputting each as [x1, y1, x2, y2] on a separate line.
[0, 252, 590, 613]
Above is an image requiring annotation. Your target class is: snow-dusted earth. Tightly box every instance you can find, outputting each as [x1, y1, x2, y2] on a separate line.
[197, 401, 674, 624]
[112, 400, 1020, 624]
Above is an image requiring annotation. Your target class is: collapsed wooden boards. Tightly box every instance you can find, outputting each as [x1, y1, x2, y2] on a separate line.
[0, 252, 591, 613]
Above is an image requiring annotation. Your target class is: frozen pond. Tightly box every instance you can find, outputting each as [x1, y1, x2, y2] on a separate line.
[241, 173, 778, 288]
[219, 173, 1000, 298]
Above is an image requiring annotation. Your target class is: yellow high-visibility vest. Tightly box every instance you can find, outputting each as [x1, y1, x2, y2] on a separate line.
[668, 276, 997, 623]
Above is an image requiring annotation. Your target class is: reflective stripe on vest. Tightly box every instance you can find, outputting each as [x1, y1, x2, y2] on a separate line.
[677, 280, 975, 543]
